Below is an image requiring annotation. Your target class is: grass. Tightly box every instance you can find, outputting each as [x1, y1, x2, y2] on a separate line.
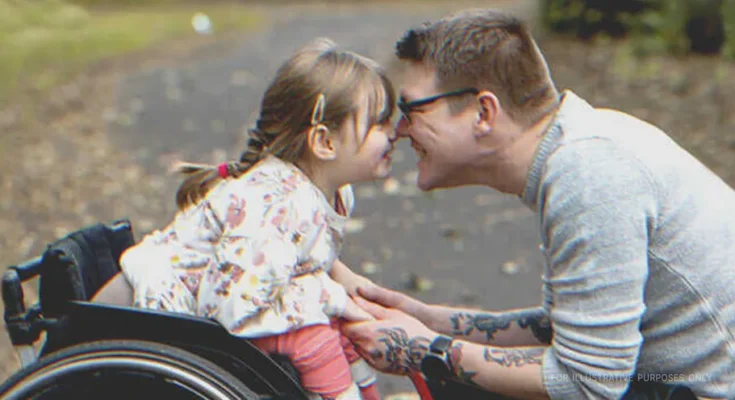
[0, 0, 262, 107]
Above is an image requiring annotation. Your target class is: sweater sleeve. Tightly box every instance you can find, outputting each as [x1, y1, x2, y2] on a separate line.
[539, 139, 657, 400]
[314, 269, 348, 317]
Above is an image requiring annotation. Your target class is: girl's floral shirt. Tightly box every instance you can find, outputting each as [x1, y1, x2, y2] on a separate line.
[120, 156, 354, 338]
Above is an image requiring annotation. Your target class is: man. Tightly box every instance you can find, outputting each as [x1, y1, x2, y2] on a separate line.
[341, 8, 735, 400]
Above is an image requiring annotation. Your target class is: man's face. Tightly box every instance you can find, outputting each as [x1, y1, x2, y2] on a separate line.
[396, 62, 480, 191]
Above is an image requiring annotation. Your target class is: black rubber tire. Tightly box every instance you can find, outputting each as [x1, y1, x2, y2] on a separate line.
[0, 339, 260, 400]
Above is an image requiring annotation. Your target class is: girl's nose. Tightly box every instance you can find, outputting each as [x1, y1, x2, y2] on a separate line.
[388, 126, 398, 143]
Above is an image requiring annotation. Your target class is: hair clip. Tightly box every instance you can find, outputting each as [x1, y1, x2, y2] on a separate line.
[311, 93, 326, 126]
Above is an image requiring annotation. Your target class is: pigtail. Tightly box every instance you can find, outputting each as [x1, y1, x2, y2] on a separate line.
[174, 128, 270, 211]
[173, 163, 221, 211]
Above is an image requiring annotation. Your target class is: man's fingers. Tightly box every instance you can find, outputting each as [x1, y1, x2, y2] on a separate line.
[357, 284, 404, 308]
[353, 296, 391, 319]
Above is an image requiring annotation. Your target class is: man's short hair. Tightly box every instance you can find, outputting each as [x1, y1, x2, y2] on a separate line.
[396, 8, 559, 127]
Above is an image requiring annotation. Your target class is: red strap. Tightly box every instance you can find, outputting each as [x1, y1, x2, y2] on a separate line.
[409, 372, 434, 400]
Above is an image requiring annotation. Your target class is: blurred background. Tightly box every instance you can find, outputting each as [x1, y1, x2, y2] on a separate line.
[1, 0, 734, 396]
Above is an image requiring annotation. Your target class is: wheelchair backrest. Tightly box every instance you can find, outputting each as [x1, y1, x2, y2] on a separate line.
[39, 220, 136, 317]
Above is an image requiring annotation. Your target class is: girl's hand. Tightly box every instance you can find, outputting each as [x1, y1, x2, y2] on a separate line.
[330, 259, 377, 297]
[342, 296, 376, 322]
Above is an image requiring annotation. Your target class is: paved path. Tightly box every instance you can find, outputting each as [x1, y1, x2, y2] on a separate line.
[109, 1, 543, 394]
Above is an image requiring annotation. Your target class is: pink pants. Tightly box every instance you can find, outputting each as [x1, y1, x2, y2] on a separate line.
[250, 319, 378, 399]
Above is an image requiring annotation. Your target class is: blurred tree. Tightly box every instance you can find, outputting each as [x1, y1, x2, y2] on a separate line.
[541, 0, 727, 56]
[685, 0, 725, 54]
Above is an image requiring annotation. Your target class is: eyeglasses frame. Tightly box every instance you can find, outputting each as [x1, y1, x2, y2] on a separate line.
[397, 87, 480, 122]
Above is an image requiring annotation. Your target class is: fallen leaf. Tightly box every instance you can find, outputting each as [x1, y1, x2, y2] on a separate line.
[345, 218, 366, 233]
[361, 261, 379, 275]
[501, 261, 520, 275]
[406, 272, 434, 292]
[439, 225, 461, 240]
[383, 177, 400, 194]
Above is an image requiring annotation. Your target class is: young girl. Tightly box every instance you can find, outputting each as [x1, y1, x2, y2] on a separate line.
[119, 38, 397, 400]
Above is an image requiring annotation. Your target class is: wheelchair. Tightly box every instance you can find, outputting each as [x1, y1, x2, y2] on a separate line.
[1, 219, 508, 400]
[0, 219, 319, 399]
[0, 219, 696, 400]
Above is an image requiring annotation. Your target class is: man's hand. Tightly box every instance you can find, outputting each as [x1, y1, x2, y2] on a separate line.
[357, 284, 436, 329]
[341, 297, 437, 375]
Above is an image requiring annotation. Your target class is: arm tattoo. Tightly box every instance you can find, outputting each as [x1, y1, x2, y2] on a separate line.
[483, 347, 545, 368]
[450, 313, 510, 340]
[373, 328, 431, 374]
[518, 313, 552, 344]
[450, 308, 552, 344]
[448, 342, 480, 386]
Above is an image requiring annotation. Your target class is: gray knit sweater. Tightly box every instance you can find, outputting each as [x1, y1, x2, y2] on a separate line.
[521, 91, 735, 399]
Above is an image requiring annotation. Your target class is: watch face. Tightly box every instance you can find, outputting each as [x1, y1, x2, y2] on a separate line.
[421, 354, 451, 379]
[431, 335, 453, 353]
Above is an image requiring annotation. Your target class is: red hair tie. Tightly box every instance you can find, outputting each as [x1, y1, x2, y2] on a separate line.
[217, 163, 229, 179]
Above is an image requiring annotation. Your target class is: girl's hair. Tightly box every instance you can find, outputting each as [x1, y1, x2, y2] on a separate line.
[174, 38, 396, 210]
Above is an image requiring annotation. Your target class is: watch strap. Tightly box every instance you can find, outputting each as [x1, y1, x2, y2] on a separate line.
[429, 335, 454, 355]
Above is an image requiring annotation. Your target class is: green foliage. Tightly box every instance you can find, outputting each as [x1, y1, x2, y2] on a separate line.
[0, 0, 260, 106]
[541, 0, 654, 39]
[541, 0, 730, 58]
[725, 0, 735, 59]
[624, 0, 689, 57]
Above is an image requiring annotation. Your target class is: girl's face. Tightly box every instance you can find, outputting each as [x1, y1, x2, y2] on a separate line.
[335, 94, 396, 183]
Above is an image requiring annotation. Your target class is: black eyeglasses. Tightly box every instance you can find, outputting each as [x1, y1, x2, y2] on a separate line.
[398, 88, 479, 122]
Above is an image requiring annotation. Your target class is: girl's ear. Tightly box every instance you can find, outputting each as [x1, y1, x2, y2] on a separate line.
[475, 91, 499, 137]
[306, 124, 337, 161]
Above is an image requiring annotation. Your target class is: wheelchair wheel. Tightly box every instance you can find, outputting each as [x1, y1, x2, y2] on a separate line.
[0, 339, 259, 400]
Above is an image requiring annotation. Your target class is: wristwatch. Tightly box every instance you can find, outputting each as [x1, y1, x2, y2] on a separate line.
[420, 335, 454, 380]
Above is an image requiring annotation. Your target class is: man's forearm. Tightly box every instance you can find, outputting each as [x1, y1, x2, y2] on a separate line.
[448, 339, 550, 400]
[427, 306, 552, 347]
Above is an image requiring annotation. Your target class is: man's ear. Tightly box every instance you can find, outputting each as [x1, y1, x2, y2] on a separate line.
[475, 91, 499, 137]
[307, 124, 337, 161]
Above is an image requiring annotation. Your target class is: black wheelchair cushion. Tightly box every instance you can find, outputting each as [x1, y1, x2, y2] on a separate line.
[39, 220, 136, 317]
[268, 353, 303, 386]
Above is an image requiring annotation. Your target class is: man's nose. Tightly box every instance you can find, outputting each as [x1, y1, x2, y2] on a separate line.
[395, 116, 410, 138]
